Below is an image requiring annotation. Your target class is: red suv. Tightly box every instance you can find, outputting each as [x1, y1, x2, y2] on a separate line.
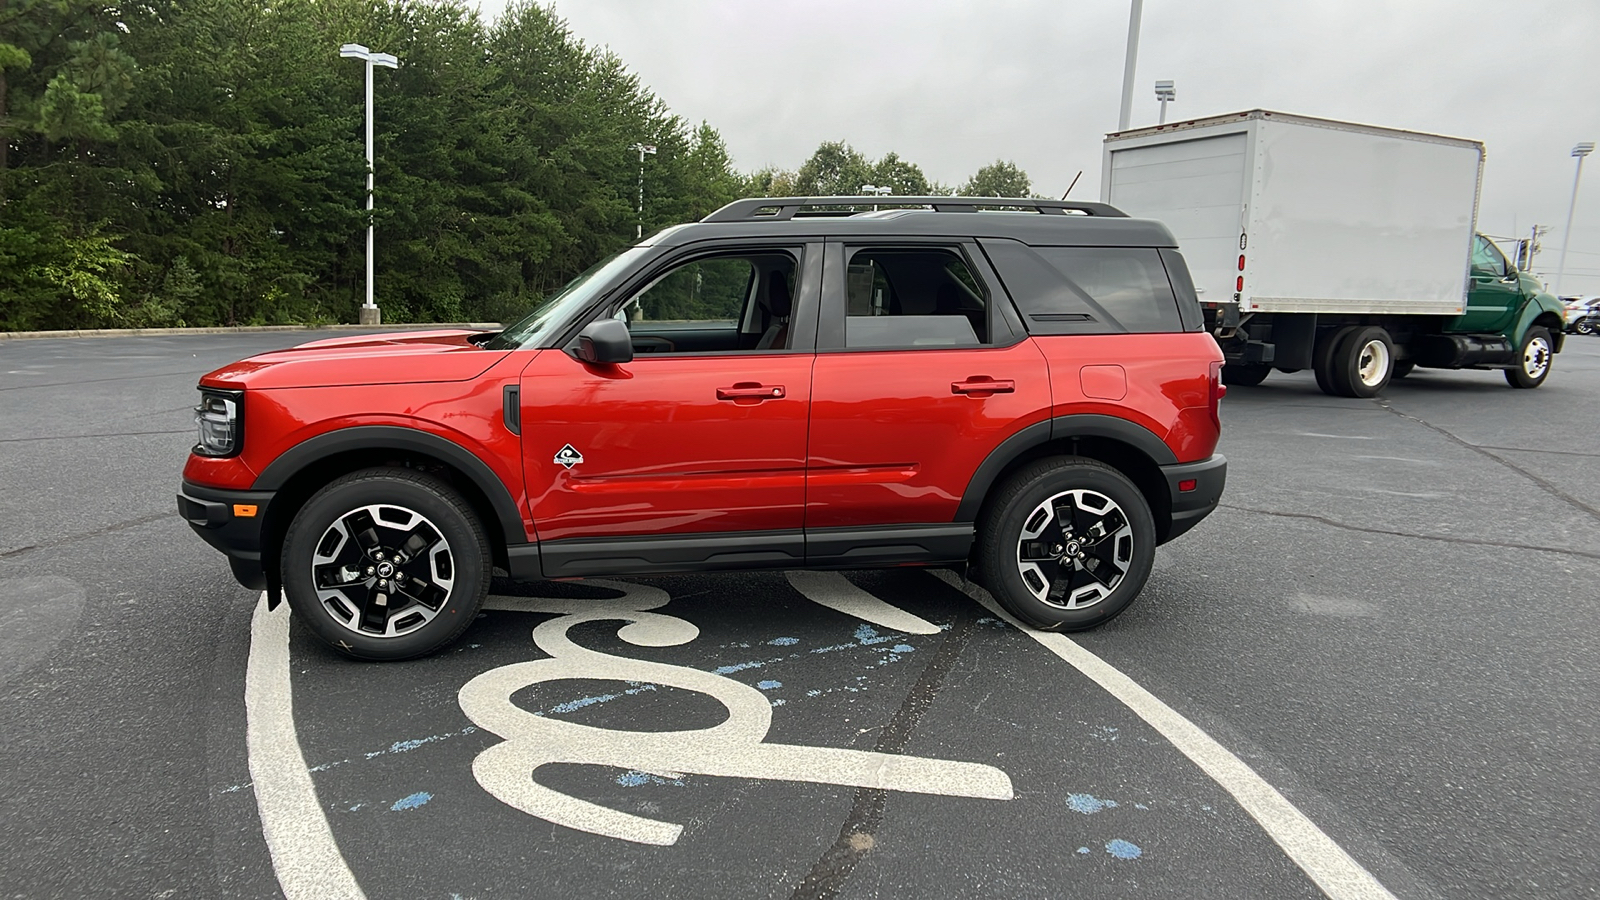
[178, 196, 1226, 660]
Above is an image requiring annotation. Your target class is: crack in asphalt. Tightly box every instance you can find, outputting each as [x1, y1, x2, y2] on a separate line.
[789, 601, 979, 900]
[0, 429, 192, 444]
[1218, 503, 1600, 562]
[1475, 444, 1600, 460]
[0, 511, 174, 558]
[1375, 398, 1600, 523]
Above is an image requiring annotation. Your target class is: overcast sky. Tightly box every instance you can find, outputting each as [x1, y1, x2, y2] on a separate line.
[478, 0, 1600, 295]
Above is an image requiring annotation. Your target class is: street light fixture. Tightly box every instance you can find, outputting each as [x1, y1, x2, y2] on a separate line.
[340, 43, 399, 326]
[630, 142, 657, 240]
[859, 184, 892, 211]
[1155, 79, 1176, 125]
[1556, 141, 1595, 296]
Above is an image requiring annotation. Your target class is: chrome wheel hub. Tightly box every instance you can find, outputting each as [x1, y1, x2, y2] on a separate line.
[1016, 489, 1134, 609]
[312, 504, 455, 638]
[1523, 337, 1550, 379]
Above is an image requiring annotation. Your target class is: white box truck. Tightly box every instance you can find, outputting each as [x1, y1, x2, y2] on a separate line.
[1102, 110, 1566, 395]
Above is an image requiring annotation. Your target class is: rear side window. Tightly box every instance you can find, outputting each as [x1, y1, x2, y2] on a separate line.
[981, 240, 1183, 334]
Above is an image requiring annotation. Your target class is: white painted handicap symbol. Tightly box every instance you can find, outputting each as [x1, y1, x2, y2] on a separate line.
[458, 579, 1014, 846]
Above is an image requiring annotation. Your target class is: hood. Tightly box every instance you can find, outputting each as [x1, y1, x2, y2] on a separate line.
[199, 329, 510, 390]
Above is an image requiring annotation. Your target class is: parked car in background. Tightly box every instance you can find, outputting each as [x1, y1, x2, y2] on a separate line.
[1564, 297, 1600, 335]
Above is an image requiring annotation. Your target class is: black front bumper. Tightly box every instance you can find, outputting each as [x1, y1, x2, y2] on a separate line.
[178, 481, 276, 590]
[1159, 454, 1227, 543]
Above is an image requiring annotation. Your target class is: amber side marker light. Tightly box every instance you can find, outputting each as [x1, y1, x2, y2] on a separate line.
[1178, 479, 1198, 493]
[233, 504, 259, 518]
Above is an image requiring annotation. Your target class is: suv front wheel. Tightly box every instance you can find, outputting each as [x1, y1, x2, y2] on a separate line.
[281, 467, 491, 661]
[978, 457, 1156, 631]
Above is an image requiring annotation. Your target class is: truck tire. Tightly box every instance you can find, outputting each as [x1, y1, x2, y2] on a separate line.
[1221, 363, 1270, 386]
[1313, 326, 1362, 397]
[281, 467, 491, 661]
[1330, 326, 1395, 398]
[978, 457, 1156, 631]
[1505, 326, 1553, 389]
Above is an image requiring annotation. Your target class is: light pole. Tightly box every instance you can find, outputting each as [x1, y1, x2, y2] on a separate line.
[1155, 80, 1176, 125]
[1117, 0, 1144, 131]
[340, 43, 399, 326]
[859, 183, 891, 211]
[630, 142, 656, 239]
[1556, 141, 1594, 296]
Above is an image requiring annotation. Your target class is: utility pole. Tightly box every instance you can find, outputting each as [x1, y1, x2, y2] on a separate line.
[630, 142, 656, 240]
[1117, 0, 1143, 132]
[340, 44, 399, 325]
[1556, 141, 1594, 296]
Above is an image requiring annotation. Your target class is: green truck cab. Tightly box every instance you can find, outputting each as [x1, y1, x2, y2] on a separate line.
[1437, 234, 1566, 388]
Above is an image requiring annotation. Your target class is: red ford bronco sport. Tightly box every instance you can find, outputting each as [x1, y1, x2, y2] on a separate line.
[178, 196, 1227, 660]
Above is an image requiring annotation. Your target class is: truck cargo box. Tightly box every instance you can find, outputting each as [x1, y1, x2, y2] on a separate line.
[1102, 110, 1483, 317]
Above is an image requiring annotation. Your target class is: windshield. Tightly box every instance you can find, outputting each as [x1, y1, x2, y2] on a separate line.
[484, 247, 649, 350]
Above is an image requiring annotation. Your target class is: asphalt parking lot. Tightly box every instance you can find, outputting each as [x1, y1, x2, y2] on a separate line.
[2, 331, 1598, 900]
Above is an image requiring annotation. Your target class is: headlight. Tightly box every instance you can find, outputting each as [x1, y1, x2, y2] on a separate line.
[194, 389, 243, 457]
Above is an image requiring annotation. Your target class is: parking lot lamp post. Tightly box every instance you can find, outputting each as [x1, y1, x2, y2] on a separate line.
[631, 142, 657, 240]
[1155, 80, 1176, 125]
[1556, 141, 1594, 296]
[1117, 0, 1144, 131]
[859, 183, 891, 211]
[340, 43, 399, 325]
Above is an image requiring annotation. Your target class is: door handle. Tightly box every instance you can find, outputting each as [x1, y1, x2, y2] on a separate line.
[717, 383, 785, 401]
[952, 377, 1015, 395]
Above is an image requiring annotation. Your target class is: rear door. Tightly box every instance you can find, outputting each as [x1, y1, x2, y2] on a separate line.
[804, 239, 1051, 563]
[520, 241, 822, 574]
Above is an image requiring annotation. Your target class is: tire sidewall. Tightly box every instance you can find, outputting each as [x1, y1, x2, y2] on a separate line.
[1336, 326, 1394, 398]
[1507, 326, 1552, 389]
[1314, 325, 1362, 396]
[982, 461, 1156, 631]
[282, 472, 490, 660]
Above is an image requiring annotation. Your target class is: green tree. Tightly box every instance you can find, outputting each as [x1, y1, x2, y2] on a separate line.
[959, 159, 1033, 198]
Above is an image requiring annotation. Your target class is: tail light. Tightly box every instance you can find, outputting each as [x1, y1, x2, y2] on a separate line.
[1208, 360, 1226, 429]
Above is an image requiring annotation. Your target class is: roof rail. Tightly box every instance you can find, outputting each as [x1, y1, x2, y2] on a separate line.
[701, 196, 1127, 223]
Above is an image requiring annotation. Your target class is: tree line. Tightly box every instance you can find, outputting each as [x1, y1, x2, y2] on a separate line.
[0, 0, 1035, 330]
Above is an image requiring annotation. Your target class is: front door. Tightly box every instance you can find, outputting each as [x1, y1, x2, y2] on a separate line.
[1451, 234, 1522, 334]
[521, 243, 820, 571]
[805, 240, 1051, 551]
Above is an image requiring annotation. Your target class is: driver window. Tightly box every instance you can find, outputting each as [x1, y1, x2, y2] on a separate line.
[616, 252, 797, 354]
[1471, 236, 1507, 277]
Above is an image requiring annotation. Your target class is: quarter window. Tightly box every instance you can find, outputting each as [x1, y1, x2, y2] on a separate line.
[982, 241, 1182, 334]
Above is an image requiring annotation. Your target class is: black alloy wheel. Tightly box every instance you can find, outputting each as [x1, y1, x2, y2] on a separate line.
[281, 467, 490, 660]
[979, 457, 1156, 631]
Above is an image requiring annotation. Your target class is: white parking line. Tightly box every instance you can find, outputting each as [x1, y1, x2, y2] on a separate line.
[935, 572, 1397, 900]
[246, 594, 367, 900]
[785, 570, 943, 634]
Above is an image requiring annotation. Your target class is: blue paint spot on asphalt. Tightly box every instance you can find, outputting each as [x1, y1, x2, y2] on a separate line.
[806, 689, 822, 697]
[891, 644, 915, 653]
[1076, 847, 1090, 855]
[712, 660, 765, 675]
[768, 637, 799, 646]
[1105, 839, 1142, 860]
[1066, 793, 1118, 815]
[616, 771, 650, 787]
[549, 693, 620, 714]
[757, 680, 783, 690]
[390, 792, 432, 811]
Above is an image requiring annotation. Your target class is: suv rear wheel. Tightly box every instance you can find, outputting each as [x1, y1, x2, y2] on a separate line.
[978, 457, 1156, 631]
[281, 467, 491, 661]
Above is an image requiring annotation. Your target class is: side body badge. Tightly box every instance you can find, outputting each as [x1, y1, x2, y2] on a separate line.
[554, 444, 585, 469]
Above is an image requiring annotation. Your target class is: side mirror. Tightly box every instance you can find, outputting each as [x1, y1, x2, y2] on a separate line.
[574, 318, 633, 365]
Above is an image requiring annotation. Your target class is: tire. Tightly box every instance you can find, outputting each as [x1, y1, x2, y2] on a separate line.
[978, 457, 1156, 631]
[1505, 326, 1553, 389]
[1575, 320, 1595, 336]
[281, 467, 491, 661]
[1330, 326, 1394, 398]
[1391, 360, 1416, 380]
[1313, 325, 1362, 397]
[1221, 363, 1270, 387]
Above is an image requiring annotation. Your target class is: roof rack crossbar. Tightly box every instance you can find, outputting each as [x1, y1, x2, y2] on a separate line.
[702, 196, 1126, 223]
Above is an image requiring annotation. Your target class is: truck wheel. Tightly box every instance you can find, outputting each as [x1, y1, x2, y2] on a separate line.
[1313, 326, 1362, 396]
[1221, 363, 1270, 386]
[1331, 326, 1394, 398]
[1505, 327, 1553, 389]
[978, 457, 1156, 631]
[281, 467, 491, 661]
[1392, 360, 1416, 380]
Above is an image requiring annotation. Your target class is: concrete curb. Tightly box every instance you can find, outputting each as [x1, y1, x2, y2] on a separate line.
[0, 323, 502, 341]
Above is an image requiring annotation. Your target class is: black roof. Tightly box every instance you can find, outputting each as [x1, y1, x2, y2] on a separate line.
[647, 196, 1179, 249]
